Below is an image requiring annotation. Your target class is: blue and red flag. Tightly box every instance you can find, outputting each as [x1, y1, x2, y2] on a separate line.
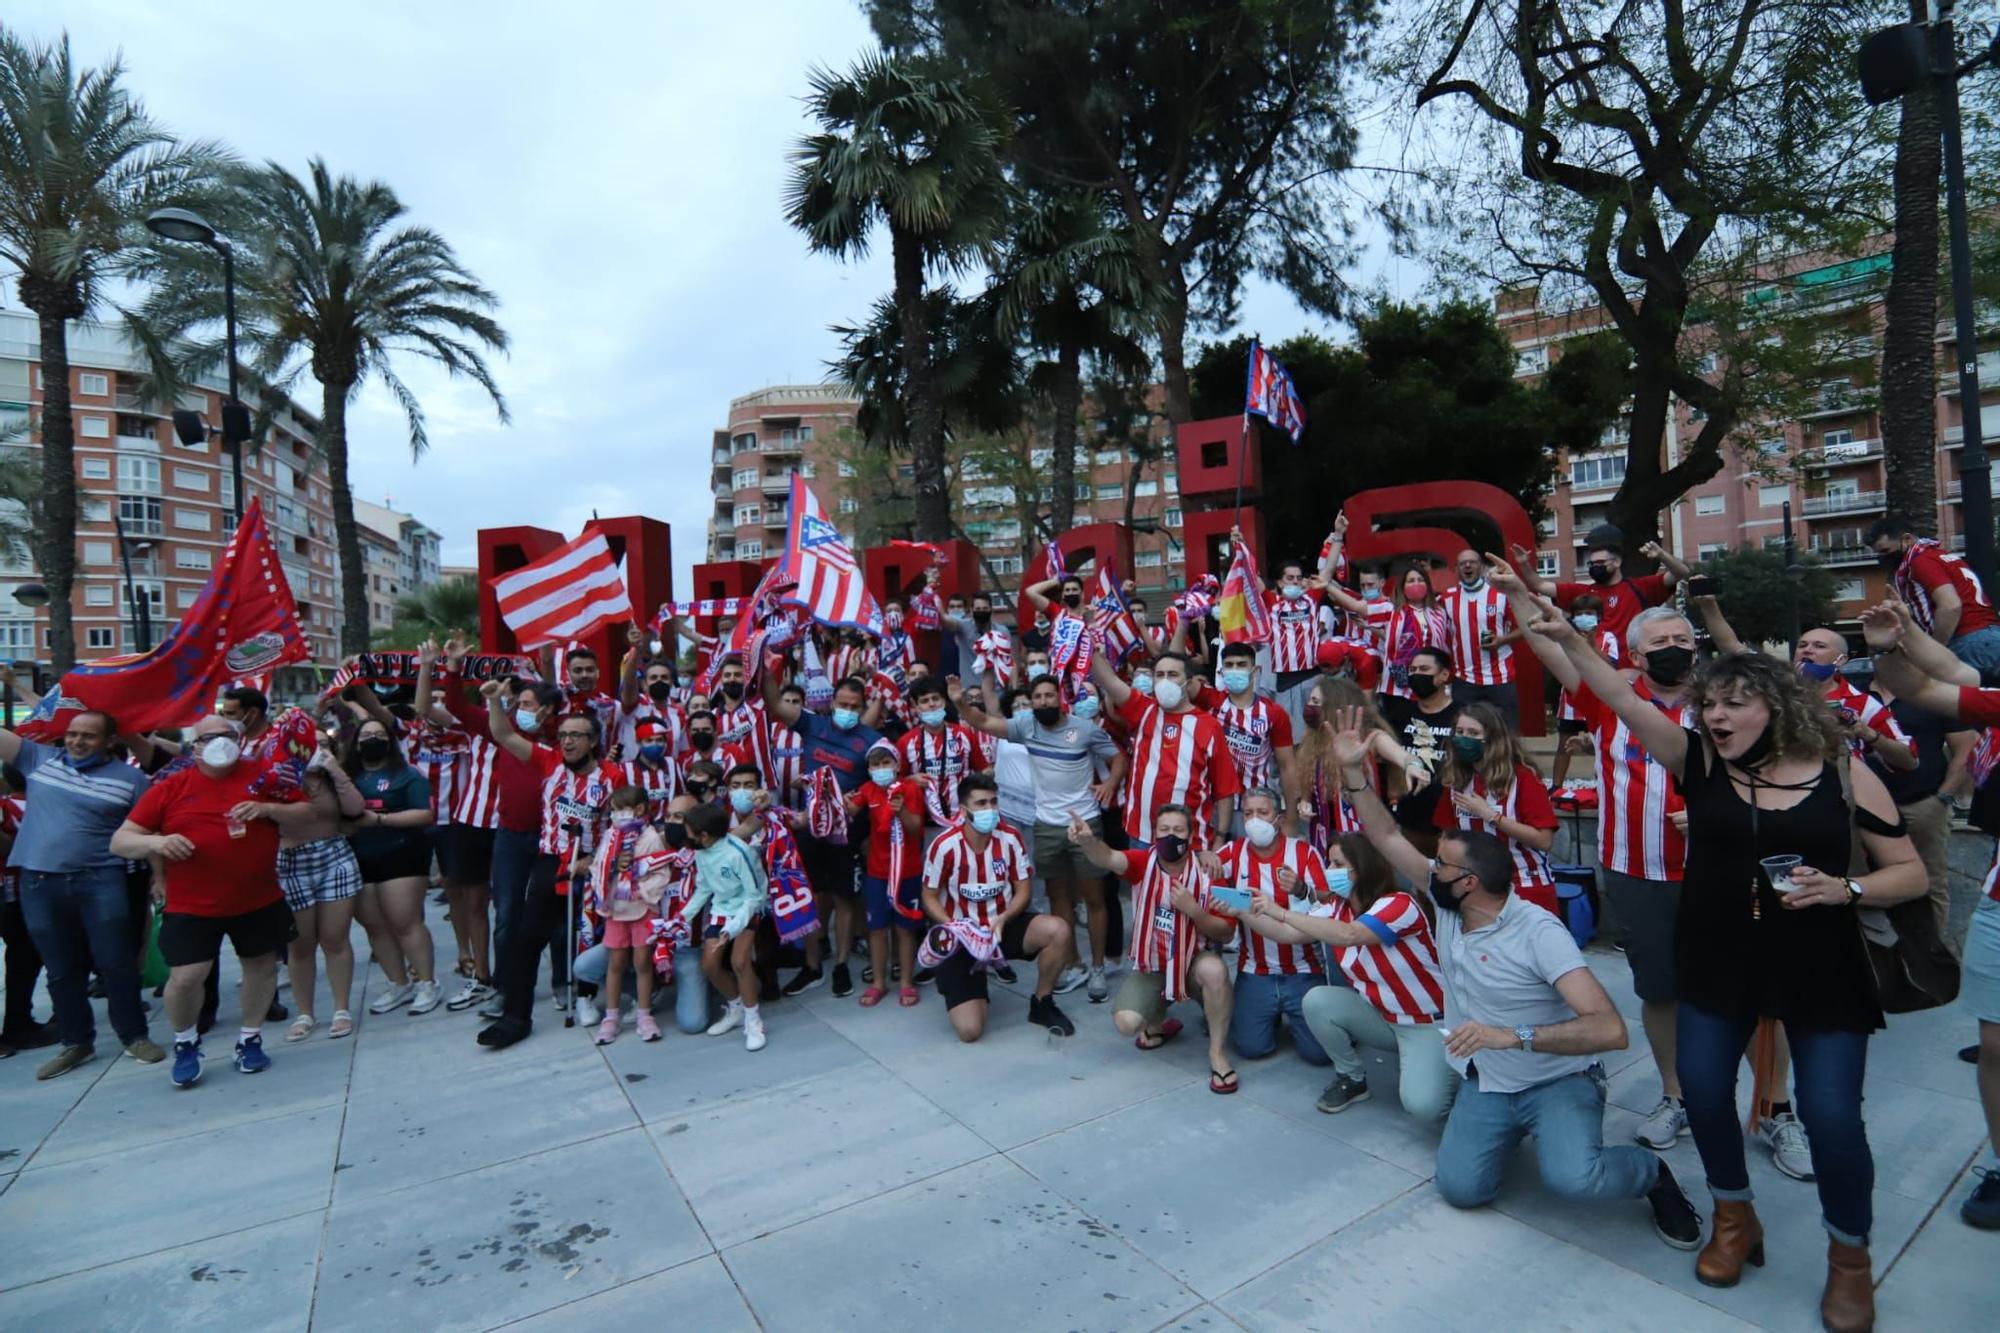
[1245, 340, 1307, 444]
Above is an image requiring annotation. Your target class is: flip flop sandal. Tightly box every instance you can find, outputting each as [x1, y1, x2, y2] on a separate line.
[285, 1013, 316, 1043]
[1209, 1067, 1240, 1095]
[898, 986, 920, 1007]
[328, 1011, 355, 1039]
[859, 986, 887, 1008]
[1135, 1018, 1184, 1051]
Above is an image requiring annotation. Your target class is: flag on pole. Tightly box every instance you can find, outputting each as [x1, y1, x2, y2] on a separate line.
[1245, 340, 1307, 444]
[492, 529, 634, 651]
[16, 499, 310, 740]
[1088, 564, 1144, 668]
[1218, 538, 1272, 645]
[776, 475, 881, 633]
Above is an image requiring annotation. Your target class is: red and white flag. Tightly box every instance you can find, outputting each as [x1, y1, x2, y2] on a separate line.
[491, 529, 634, 651]
[1088, 564, 1144, 668]
[776, 475, 881, 633]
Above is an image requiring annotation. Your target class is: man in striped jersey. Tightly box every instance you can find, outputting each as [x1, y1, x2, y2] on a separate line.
[1207, 788, 1332, 1067]
[1869, 516, 2000, 683]
[416, 642, 504, 1012]
[1441, 550, 1522, 726]
[1199, 641, 1298, 834]
[1089, 648, 1239, 850]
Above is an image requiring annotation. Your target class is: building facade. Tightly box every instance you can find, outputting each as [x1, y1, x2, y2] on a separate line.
[355, 498, 444, 638]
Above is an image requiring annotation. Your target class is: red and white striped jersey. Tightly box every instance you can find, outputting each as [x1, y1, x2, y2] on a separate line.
[710, 699, 759, 749]
[1263, 587, 1327, 673]
[1352, 597, 1395, 646]
[922, 820, 1030, 928]
[1214, 836, 1329, 975]
[563, 689, 622, 745]
[534, 751, 630, 864]
[625, 757, 682, 820]
[969, 727, 999, 771]
[762, 714, 804, 801]
[1116, 696, 1242, 848]
[895, 722, 983, 824]
[1200, 688, 1295, 793]
[1557, 629, 1624, 722]
[1333, 891, 1445, 1024]
[447, 732, 505, 829]
[1822, 676, 1916, 763]
[1378, 603, 1449, 701]
[406, 722, 471, 826]
[1573, 678, 1690, 881]
[1893, 538, 1999, 638]
[1439, 582, 1517, 686]
[826, 641, 869, 685]
[617, 699, 685, 760]
[1432, 765, 1560, 898]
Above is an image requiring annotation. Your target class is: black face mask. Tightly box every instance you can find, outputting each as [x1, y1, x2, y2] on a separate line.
[690, 731, 715, 751]
[1153, 833, 1188, 863]
[1428, 868, 1468, 914]
[661, 822, 689, 849]
[685, 780, 711, 801]
[1644, 645, 1695, 686]
[1408, 673, 1441, 700]
[972, 610, 992, 627]
[721, 680, 745, 701]
[647, 680, 674, 703]
[1033, 705, 1063, 728]
[357, 737, 392, 764]
[1587, 563, 1616, 585]
[1875, 550, 1901, 571]
[1062, 592, 1083, 609]
[1731, 725, 1776, 771]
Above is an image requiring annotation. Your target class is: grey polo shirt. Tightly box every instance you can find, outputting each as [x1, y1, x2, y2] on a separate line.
[1436, 896, 1598, 1093]
[1005, 713, 1120, 825]
[8, 740, 152, 873]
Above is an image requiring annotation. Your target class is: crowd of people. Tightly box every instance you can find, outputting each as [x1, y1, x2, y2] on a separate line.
[3, 513, 1998, 1332]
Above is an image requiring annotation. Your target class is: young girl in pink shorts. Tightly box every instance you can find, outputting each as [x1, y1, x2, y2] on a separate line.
[589, 786, 672, 1044]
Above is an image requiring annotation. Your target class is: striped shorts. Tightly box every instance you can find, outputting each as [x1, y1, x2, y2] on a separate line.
[278, 836, 364, 913]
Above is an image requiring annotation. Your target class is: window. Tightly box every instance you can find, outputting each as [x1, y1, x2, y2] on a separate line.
[176, 548, 212, 571]
[82, 540, 113, 565]
[169, 504, 208, 532]
[78, 416, 110, 439]
[1535, 552, 1559, 578]
[1823, 428, 1855, 448]
[732, 504, 761, 526]
[1515, 344, 1548, 376]
[1134, 480, 1158, 497]
[1694, 495, 1724, 516]
[129, 580, 164, 617]
[84, 585, 113, 607]
[1074, 481, 1090, 500]
[81, 456, 111, 480]
[176, 586, 198, 608]
[86, 627, 116, 649]
[1698, 542, 1728, 560]
[799, 462, 815, 479]
[838, 497, 859, 514]
[78, 372, 109, 396]
[119, 456, 161, 494]
[1136, 551, 1164, 568]
[1093, 448, 1122, 466]
[1833, 577, 1865, 601]
[122, 496, 165, 536]
[798, 425, 813, 442]
[837, 461, 856, 478]
[118, 414, 155, 441]
[990, 555, 1024, 576]
[1758, 484, 1790, 508]
[732, 469, 758, 490]
[1570, 454, 1626, 490]
[1095, 484, 1122, 501]
[82, 499, 110, 523]
[173, 467, 208, 491]
[731, 433, 757, 454]
[738, 540, 763, 559]
[1164, 507, 1182, 529]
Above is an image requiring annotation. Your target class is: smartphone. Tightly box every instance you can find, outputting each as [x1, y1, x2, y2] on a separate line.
[1687, 575, 1722, 598]
[1209, 887, 1253, 914]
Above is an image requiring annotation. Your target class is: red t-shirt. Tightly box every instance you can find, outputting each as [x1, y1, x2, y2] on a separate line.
[128, 760, 300, 917]
[851, 777, 928, 881]
[1552, 572, 1671, 640]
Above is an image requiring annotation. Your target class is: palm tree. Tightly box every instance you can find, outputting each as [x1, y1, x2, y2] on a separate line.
[129, 159, 508, 653]
[786, 52, 1011, 541]
[0, 32, 226, 669]
[375, 574, 478, 649]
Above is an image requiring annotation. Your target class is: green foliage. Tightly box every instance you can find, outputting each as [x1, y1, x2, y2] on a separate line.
[1696, 545, 1838, 649]
[373, 577, 480, 651]
[831, 288, 1021, 452]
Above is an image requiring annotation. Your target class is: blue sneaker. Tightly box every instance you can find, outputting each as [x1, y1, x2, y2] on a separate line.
[171, 1038, 204, 1088]
[233, 1034, 270, 1074]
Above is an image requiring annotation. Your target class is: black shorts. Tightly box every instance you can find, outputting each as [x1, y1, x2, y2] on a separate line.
[355, 837, 434, 884]
[1556, 717, 1588, 737]
[935, 912, 1043, 1011]
[444, 825, 496, 885]
[799, 828, 860, 899]
[157, 900, 297, 968]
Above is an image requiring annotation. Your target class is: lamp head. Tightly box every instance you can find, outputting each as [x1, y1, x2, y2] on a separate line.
[145, 207, 219, 246]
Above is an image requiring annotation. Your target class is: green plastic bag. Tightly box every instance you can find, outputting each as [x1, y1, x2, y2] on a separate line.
[140, 913, 169, 990]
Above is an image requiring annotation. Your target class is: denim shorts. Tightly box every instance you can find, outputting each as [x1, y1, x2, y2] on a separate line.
[1963, 895, 2000, 1024]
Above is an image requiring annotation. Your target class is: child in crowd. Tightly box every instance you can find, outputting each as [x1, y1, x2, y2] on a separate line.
[846, 740, 928, 1006]
[683, 802, 770, 1050]
[588, 786, 671, 1044]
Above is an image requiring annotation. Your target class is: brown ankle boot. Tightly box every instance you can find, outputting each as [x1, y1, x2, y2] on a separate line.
[1695, 1199, 1764, 1287]
[1820, 1238, 1874, 1332]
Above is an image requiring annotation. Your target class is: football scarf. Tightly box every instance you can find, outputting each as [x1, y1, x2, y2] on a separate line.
[1128, 851, 1214, 1002]
[754, 807, 821, 943]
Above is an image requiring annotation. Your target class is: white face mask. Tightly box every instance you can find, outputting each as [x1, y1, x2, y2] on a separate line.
[1153, 678, 1185, 710]
[200, 735, 241, 769]
[1244, 816, 1278, 848]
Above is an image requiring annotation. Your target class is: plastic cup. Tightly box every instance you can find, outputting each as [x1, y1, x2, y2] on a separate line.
[1759, 854, 1802, 895]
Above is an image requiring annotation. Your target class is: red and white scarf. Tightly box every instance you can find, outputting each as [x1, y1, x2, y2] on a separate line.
[883, 790, 923, 921]
[973, 628, 1013, 682]
[806, 767, 847, 842]
[1046, 609, 1097, 703]
[913, 725, 971, 825]
[1127, 852, 1213, 1002]
[589, 820, 664, 915]
[917, 919, 1002, 971]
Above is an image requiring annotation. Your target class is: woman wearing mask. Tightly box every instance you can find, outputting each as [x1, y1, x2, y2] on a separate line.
[1328, 562, 1445, 703]
[1432, 702, 1564, 916]
[1531, 603, 1924, 1332]
[1249, 833, 1453, 1121]
[1294, 677, 1420, 857]
[344, 719, 442, 1017]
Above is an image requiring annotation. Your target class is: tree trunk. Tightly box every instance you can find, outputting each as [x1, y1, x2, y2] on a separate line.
[1880, 8, 1942, 534]
[1157, 276, 1193, 424]
[322, 379, 370, 655]
[1606, 356, 1677, 555]
[26, 298, 82, 672]
[1048, 337, 1084, 531]
[891, 225, 950, 541]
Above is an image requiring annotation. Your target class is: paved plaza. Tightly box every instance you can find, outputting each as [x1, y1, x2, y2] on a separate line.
[0, 925, 1988, 1332]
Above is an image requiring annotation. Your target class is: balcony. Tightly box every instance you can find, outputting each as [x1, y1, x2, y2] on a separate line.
[760, 473, 793, 496]
[761, 435, 803, 457]
[764, 508, 792, 530]
[1940, 349, 2000, 395]
[1808, 540, 1875, 567]
[1800, 438, 1882, 469]
[1801, 489, 1886, 517]
[1796, 391, 1867, 422]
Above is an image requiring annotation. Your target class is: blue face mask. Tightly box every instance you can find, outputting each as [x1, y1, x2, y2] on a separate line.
[1072, 694, 1100, 720]
[1362, 587, 1385, 603]
[1325, 867, 1352, 899]
[638, 742, 668, 766]
[832, 707, 860, 730]
[1799, 659, 1839, 682]
[919, 707, 947, 728]
[729, 788, 756, 814]
[1026, 663, 1049, 681]
[514, 709, 541, 733]
[870, 767, 896, 788]
[969, 808, 1000, 834]
[1572, 614, 1599, 633]
[1220, 668, 1252, 694]
[1132, 673, 1154, 696]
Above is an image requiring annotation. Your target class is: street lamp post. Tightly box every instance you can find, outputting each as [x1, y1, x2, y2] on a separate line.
[8, 582, 49, 725]
[145, 207, 248, 525]
[111, 507, 155, 653]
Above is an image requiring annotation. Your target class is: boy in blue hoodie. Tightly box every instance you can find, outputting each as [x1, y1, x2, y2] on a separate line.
[683, 803, 770, 1051]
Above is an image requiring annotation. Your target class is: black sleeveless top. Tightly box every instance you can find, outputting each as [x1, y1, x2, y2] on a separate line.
[1675, 741, 1888, 1033]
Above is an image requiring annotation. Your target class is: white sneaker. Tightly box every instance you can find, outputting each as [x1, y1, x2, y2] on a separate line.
[1086, 966, 1109, 1003]
[408, 980, 443, 1015]
[367, 981, 416, 1015]
[476, 995, 505, 1020]
[550, 985, 570, 1010]
[1053, 965, 1088, 995]
[1758, 1111, 1816, 1181]
[574, 995, 602, 1028]
[744, 1007, 766, 1052]
[446, 979, 493, 1012]
[706, 999, 744, 1036]
[1635, 1096, 1687, 1150]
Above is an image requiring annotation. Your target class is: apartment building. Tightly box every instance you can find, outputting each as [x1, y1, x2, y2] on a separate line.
[355, 498, 444, 637]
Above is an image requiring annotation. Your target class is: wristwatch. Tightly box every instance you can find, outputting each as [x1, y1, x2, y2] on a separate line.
[1514, 1024, 1536, 1051]
[1845, 878, 1865, 905]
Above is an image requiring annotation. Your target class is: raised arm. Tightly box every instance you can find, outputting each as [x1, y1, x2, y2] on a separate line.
[945, 675, 1010, 739]
[1861, 603, 1972, 716]
[618, 625, 644, 712]
[1638, 540, 1692, 587]
[1687, 594, 1747, 656]
[1327, 707, 1433, 886]
[1489, 555, 1579, 691]
[761, 658, 802, 727]
[1089, 645, 1133, 710]
[1023, 577, 1058, 614]
[481, 680, 536, 762]
[1525, 595, 1690, 774]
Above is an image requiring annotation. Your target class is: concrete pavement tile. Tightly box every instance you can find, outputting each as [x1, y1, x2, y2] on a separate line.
[1009, 1083, 1426, 1299]
[498, 1253, 758, 1331]
[647, 1060, 990, 1248]
[1227, 1042, 1444, 1179]
[314, 1128, 709, 1332]
[0, 1104, 339, 1287]
[0, 1210, 320, 1328]
[722, 1155, 1198, 1331]
[1152, 1302, 1248, 1330]
[333, 1044, 636, 1201]
[1874, 1162, 1997, 1333]
[0, 1060, 100, 1170]
[1860, 999, 1985, 1103]
[1219, 1188, 1758, 1332]
[1847, 1072, 1988, 1204]
[599, 1004, 876, 1121]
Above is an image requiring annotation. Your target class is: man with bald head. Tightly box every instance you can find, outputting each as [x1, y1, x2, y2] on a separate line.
[113, 714, 319, 1088]
[1440, 548, 1522, 725]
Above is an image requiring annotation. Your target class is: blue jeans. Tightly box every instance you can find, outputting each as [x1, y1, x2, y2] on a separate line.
[1229, 971, 1331, 1064]
[18, 866, 149, 1049]
[489, 828, 539, 970]
[1951, 625, 2000, 686]
[1435, 1066, 1658, 1209]
[1677, 1003, 1873, 1245]
[572, 941, 711, 1034]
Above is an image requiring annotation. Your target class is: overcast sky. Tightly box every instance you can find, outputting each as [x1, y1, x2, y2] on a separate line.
[7, 3, 1414, 589]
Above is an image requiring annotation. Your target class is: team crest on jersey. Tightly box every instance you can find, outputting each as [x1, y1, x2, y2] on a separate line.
[1164, 723, 1180, 740]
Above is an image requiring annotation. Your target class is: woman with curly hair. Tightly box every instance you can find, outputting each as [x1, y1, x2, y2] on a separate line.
[1431, 701, 1563, 916]
[1528, 601, 1923, 1333]
[1294, 676, 1419, 848]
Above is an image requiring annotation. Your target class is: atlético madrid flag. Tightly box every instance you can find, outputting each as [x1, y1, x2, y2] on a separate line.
[17, 498, 310, 740]
[776, 474, 881, 633]
[492, 528, 634, 651]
